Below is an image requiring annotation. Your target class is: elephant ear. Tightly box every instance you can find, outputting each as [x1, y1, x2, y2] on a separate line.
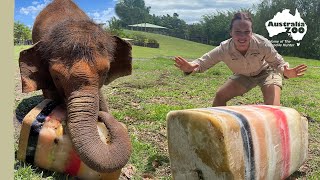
[19, 42, 53, 93]
[104, 36, 132, 85]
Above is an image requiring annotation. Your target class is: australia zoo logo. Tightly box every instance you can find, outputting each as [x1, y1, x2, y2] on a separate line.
[265, 9, 307, 47]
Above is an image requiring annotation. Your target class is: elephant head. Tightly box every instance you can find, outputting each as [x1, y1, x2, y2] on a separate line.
[18, 0, 132, 172]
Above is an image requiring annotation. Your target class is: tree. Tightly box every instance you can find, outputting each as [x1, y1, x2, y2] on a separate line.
[115, 0, 151, 25]
[187, 10, 249, 45]
[106, 17, 126, 37]
[154, 13, 188, 39]
[201, 11, 233, 45]
[14, 21, 31, 45]
[186, 23, 206, 43]
[115, 0, 188, 39]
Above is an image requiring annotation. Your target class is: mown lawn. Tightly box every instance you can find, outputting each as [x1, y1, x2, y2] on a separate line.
[14, 31, 320, 179]
[124, 30, 214, 59]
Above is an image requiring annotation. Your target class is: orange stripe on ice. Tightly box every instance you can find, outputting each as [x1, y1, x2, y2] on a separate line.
[34, 126, 56, 169]
[65, 149, 81, 176]
[255, 106, 290, 178]
[226, 106, 268, 179]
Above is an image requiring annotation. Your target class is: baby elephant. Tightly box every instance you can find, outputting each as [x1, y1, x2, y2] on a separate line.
[19, 0, 132, 173]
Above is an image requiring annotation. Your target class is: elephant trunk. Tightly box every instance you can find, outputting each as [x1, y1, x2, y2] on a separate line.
[67, 91, 131, 172]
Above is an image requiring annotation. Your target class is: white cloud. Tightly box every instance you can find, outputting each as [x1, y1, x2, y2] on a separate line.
[144, 0, 260, 24]
[19, 0, 51, 16]
[32, 1, 40, 5]
[88, 8, 115, 24]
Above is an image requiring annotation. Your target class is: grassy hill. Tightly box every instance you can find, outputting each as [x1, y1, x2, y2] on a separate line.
[124, 30, 215, 59]
[14, 31, 320, 179]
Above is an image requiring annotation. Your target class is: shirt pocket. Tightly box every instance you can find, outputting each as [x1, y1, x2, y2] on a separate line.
[225, 54, 246, 73]
[249, 51, 262, 59]
[230, 53, 240, 61]
[248, 52, 265, 71]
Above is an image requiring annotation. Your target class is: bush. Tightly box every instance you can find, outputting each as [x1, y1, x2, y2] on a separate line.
[123, 33, 159, 48]
[146, 38, 159, 48]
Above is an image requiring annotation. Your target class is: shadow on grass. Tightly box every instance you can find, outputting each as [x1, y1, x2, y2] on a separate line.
[119, 81, 157, 89]
[15, 95, 44, 123]
[285, 170, 307, 180]
[145, 154, 170, 172]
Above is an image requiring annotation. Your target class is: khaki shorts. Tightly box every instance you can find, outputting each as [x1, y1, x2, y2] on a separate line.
[229, 67, 283, 91]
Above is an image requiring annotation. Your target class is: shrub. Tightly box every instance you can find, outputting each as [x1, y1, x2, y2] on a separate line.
[116, 32, 160, 48]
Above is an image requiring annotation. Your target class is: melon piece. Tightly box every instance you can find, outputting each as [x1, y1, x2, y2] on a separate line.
[17, 99, 126, 179]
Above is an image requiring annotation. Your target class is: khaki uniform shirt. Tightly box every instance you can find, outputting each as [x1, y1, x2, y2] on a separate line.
[192, 34, 289, 76]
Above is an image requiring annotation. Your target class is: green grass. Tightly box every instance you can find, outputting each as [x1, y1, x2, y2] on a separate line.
[14, 31, 320, 179]
[107, 58, 320, 180]
[14, 45, 30, 61]
[124, 30, 214, 59]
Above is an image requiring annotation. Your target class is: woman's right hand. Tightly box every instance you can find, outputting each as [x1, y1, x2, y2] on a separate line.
[174, 56, 199, 73]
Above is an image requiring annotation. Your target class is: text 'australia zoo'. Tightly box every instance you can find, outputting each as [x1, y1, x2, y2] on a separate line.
[267, 21, 306, 33]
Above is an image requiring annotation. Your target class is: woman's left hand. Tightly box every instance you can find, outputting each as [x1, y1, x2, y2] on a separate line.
[283, 64, 308, 79]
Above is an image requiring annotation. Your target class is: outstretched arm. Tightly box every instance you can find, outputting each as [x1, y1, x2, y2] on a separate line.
[174, 56, 199, 74]
[283, 64, 308, 79]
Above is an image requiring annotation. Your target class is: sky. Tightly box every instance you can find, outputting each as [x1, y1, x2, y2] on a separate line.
[14, 0, 260, 28]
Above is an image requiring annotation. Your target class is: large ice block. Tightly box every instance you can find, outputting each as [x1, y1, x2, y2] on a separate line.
[166, 105, 308, 180]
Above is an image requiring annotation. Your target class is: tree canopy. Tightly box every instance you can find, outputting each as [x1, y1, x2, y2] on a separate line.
[14, 21, 31, 45]
[115, 0, 151, 25]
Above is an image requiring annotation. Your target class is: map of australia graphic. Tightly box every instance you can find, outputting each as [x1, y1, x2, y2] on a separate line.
[265, 9, 307, 46]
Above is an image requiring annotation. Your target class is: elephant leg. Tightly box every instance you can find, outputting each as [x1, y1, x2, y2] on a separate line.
[99, 90, 109, 113]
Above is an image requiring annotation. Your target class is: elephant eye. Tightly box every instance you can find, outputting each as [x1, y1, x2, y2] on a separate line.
[102, 72, 108, 79]
[99, 72, 108, 84]
[51, 74, 63, 88]
[52, 75, 60, 81]
[99, 71, 108, 78]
